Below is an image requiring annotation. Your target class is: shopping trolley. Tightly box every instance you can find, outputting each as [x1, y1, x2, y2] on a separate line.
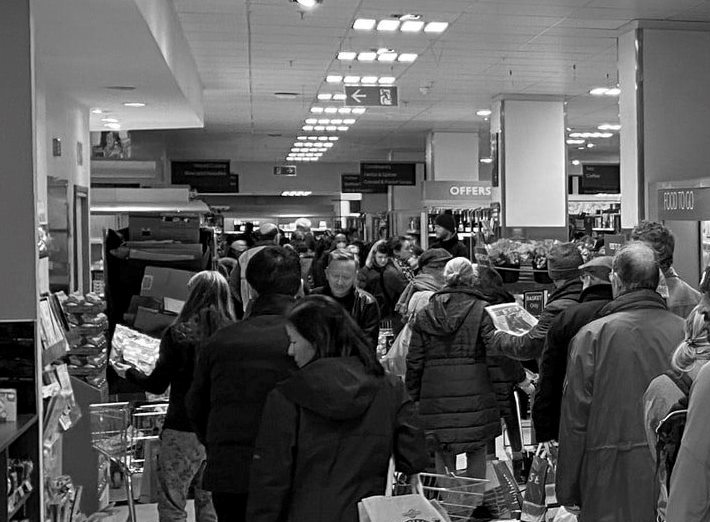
[89, 402, 168, 522]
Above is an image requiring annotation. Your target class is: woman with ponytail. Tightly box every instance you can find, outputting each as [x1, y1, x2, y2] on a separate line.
[643, 302, 710, 521]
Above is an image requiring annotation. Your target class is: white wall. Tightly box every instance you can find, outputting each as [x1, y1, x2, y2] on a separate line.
[503, 100, 566, 227]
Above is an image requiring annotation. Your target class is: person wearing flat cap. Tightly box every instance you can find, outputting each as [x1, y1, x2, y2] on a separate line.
[489, 242, 584, 362]
[533, 255, 615, 443]
[429, 213, 470, 260]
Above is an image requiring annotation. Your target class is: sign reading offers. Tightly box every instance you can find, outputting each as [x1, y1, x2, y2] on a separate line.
[422, 181, 493, 202]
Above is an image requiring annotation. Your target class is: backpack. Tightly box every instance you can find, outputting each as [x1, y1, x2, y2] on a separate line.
[655, 369, 693, 491]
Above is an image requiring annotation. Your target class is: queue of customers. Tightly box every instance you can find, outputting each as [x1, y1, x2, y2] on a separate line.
[115, 216, 710, 522]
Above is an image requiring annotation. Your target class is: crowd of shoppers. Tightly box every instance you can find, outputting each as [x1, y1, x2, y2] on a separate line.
[111, 214, 710, 522]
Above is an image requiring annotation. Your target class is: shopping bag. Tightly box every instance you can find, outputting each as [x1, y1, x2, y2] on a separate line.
[545, 443, 558, 506]
[381, 323, 411, 380]
[552, 506, 578, 522]
[482, 459, 520, 519]
[358, 494, 447, 522]
[520, 445, 550, 522]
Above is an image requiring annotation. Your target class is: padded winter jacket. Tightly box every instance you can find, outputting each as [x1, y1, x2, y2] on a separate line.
[247, 357, 428, 522]
[357, 261, 408, 321]
[406, 287, 503, 454]
[429, 235, 470, 260]
[533, 283, 613, 442]
[557, 289, 684, 522]
[311, 286, 380, 351]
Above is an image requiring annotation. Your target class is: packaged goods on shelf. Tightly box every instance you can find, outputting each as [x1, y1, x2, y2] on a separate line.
[0, 388, 17, 422]
[7, 458, 34, 516]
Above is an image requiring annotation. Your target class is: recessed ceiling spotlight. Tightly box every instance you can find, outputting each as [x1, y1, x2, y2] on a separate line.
[101, 118, 119, 123]
[598, 123, 621, 131]
[577, 146, 585, 150]
[424, 22, 449, 33]
[123, 102, 146, 107]
[572, 159, 581, 166]
[587, 143, 596, 148]
[379, 77, 396, 84]
[479, 158, 493, 164]
[476, 109, 492, 117]
[91, 108, 105, 114]
[377, 19, 400, 31]
[273, 92, 299, 99]
[326, 75, 343, 83]
[566, 139, 585, 145]
[353, 18, 376, 31]
[344, 75, 361, 84]
[318, 93, 333, 101]
[337, 51, 357, 61]
[401, 20, 425, 32]
[293, 0, 321, 8]
[397, 53, 418, 63]
[358, 52, 377, 62]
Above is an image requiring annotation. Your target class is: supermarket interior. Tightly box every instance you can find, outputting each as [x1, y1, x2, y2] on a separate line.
[4, 0, 710, 521]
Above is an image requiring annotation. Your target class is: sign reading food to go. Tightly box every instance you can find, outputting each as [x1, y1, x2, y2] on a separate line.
[657, 187, 710, 220]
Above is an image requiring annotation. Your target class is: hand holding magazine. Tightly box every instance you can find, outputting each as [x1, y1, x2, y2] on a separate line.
[485, 303, 538, 336]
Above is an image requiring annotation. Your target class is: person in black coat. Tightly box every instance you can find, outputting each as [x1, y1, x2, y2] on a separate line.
[429, 213, 470, 259]
[533, 256, 614, 443]
[247, 295, 428, 522]
[186, 247, 301, 522]
[115, 271, 235, 522]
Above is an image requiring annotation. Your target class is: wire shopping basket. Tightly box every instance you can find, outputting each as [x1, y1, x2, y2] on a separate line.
[417, 472, 487, 521]
[89, 401, 168, 522]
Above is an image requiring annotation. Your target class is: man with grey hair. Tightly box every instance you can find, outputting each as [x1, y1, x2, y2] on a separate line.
[557, 242, 685, 522]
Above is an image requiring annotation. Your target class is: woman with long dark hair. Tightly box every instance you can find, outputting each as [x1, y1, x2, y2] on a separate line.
[115, 270, 236, 522]
[246, 295, 427, 522]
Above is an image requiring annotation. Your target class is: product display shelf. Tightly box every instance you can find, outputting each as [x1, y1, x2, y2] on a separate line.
[0, 416, 40, 522]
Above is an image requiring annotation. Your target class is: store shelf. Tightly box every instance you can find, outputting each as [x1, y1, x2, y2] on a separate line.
[8, 486, 33, 519]
[593, 228, 617, 232]
[0, 414, 38, 453]
[42, 340, 68, 367]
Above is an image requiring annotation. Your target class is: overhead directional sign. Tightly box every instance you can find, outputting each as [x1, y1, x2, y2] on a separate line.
[344, 85, 399, 107]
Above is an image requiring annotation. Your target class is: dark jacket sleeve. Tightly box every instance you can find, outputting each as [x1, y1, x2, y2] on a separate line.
[186, 343, 212, 445]
[488, 300, 564, 361]
[361, 297, 381, 352]
[533, 313, 570, 442]
[125, 328, 176, 395]
[556, 327, 596, 507]
[392, 380, 429, 474]
[405, 320, 426, 402]
[453, 242, 469, 259]
[247, 389, 298, 522]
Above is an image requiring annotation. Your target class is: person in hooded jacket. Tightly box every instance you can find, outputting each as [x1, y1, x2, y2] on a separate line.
[406, 257, 507, 478]
[246, 295, 428, 522]
[557, 242, 685, 521]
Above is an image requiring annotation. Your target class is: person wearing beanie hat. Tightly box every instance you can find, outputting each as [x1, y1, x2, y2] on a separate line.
[533, 255, 615, 444]
[489, 242, 583, 363]
[430, 213, 471, 260]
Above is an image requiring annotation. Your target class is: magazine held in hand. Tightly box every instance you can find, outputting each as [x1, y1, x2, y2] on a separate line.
[485, 303, 538, 336]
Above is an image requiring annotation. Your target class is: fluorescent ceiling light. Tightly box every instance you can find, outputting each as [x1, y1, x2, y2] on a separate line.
[379, 77, 395, 84]
[91, 108, 104, 114]
[305, 118, 318, 124]
[424, 22, 449, 33]
[333, 93, 346, 101]
[310, 107, 324, 113]
[326, 75, 343, 83]
[331, 119, 343, 124]
[479, 158, 493, 164]
[318, 93, 332, 101]
[590, 87, 620, 96]
[589, 87, 608, 96]
[326, 125, 337, 131]
[476, 109, 492, 117]
[104, 123, 121, 130]
[101, 118, 119, 123]
[378, 53, 398, 62]
[317, 119, 329, 124]
[318, 136, 329, 141]
[352, 107, 366, 114]
[338, 107, 352, 114]
[401, 20, 425, 32]
[344, 75, 361, 84]
[377, 19, 400, 31]
[294, 143, 304, 147]
[605, 87, 621, 96]
[291, 148, 300, 152]
[324, 107, 338, 114]
[338, 51, 357, 61]
[329, 137, 339, 141]
[302, 125, 314, 131]
[314, 153, 324, 157]
[397, 53, 418, 62]
[297, 136, 307, 140]
[343, 119, 356, 125]
[296, 0, 318, 8]
[308, 136, 318, 140]
[123, 102, 146, 107]
[353, 18, 376, 30]
[598, 123, 621, 131]
[587, 143, 596, 148]
[358, 52, 377, 62]
[324, 143, 334, 147]
[337, 126, 349, 131]
[361, 76, 378, 84]
[314, 125, 325, 131]
[566, 139, 585, 145]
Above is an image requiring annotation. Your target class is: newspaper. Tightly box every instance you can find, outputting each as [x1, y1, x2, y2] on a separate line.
[486, 303, 539, 337]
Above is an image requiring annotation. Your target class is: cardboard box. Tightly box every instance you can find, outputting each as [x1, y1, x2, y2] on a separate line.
[129, 213, 201, 243]
[134, 307, 175, 337]
[141, 266, 195, 302]
[0, 389, 18, 422]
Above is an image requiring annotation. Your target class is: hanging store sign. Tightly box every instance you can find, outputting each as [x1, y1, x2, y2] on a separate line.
[360, 162, 416, 187]
[422, 181, 493, 203]
[341, 174, 385, 194]
[344, 86, 399, 107]
[171, 160, 237, 193]
[658, 187, 710, 221]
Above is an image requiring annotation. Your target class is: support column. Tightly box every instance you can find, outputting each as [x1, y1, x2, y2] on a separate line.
[0, 0, 38, 320]
[493, 96, 567, 240]
[426, 131, 479, 181]
[619, 21, 710, 284]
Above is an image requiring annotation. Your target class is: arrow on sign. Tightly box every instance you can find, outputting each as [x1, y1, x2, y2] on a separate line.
[350, 89, 367, 104]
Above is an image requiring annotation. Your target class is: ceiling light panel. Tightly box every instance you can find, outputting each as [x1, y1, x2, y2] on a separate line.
[344, 75, 361, 84]
[357, 52, 377, 62]
[326, 75, 343, 83]
[333, 93, 346, 101]
[317, 93, 332, 101]
[397, 53, 418, 63]
[337, 51, 356, 61]
[401, 20, 425, 32]
[353, 18, 376, 31]
[378, 53, 398, 62]
[377, 19, 400, 31]
[424, 22, 449, 33]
